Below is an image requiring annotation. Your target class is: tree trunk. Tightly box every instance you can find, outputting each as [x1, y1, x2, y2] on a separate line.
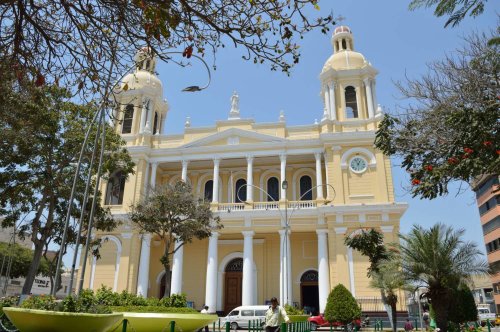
[162, 239, 172, 298]
[381, 290, 395, 330]
[21, 240, 44, 296]
[431, 290, 450, 332]
[390, 301, 397, 332]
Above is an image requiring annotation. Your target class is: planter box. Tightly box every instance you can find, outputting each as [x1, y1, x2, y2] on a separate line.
[2, 307, 123, 332]
[118, 312, 218, 332]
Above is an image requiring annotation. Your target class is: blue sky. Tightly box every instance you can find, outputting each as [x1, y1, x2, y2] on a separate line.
[155, 1, 498, 254]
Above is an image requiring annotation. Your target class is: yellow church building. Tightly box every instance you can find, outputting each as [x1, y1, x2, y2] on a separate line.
[80, 26, 408, 314]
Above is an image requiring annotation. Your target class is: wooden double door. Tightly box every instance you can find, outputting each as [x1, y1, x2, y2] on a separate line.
[224, 271, 242, 314]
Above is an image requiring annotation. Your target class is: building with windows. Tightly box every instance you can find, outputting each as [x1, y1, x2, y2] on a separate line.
[79, 26, 408, 314]
[472, 175, 500, 312]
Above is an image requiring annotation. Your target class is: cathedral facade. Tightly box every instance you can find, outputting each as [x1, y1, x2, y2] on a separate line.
[80, 26, 408, 314]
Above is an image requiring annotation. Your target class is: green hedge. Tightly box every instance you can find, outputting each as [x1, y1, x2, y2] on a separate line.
[110, 306, 198, 313]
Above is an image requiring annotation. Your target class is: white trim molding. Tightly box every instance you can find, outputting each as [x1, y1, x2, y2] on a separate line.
[90, 235, 122, 292]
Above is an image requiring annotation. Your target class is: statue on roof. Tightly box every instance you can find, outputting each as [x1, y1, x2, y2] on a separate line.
[228, 91, 240, 120]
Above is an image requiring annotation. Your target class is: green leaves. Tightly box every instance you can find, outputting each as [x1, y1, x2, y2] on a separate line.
[324, 284, 361, 324]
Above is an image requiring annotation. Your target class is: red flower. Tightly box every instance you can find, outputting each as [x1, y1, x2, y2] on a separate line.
[425, 165, 433, 171]
[35, 73, 45, 87]
[483, 141, 493, 147]
[411, 179, 421, 185]
[463, 147, 474, 154]
[448, 157, 458, 164]
[496, 150, 500, 155]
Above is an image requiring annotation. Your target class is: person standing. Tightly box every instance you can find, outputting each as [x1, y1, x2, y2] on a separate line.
[404, 319, 414, 332]
[200, 305, 209, 332]
[422, 310, 430, 331]
[265, 297, 290, 332]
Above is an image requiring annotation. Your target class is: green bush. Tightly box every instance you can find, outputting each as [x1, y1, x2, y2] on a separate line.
[60, 291, 111, 314]
[159, 293, 187, 308]
[284, 304, 304, 315]
[20, 294, 58, 311]
[95, 285, 121, 306]
[110, 306, 198, 313]
[324, 284, 361, 324]
[0, 296, 18, 315]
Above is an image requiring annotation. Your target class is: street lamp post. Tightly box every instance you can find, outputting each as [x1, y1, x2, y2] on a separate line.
[236, 182, 335, 307]
[53, 51, 212, 297]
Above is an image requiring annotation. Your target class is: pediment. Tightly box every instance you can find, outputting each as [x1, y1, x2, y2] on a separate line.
[181, 128, 285, 148]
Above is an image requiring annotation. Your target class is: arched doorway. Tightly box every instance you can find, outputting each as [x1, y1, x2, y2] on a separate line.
[300, 270, 319, 315]
[158, 270, 172, 298]
[224, 258, 243, 314]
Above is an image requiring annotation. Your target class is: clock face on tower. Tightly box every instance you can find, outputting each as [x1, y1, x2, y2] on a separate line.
[349, 156, 368, 173]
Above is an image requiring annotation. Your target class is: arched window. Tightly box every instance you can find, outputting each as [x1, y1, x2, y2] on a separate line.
[153, 112, 158, 135]
[105, 171, 126, 205]
[267, 177, 279, 201]
[204, 180, 213, 202]
[122, 104, 134, 134]
[225, 258, 243, 272]
[345, 86, 358, 118]
[235, 179, 247, 203]
[299, 175, 313, 201]
[342, 39, 347, 50]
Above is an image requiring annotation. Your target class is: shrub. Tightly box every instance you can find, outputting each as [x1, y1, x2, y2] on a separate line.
[159, 293, 187, 308]
[0, 296, 18, 315]
[60, 291, 112, 314]
[110, 306, 197, 313]
[20, 294, 58, 311]
[95, 285, 120, 306]
[284, 304, 304, 315]
[324, 284, 361, 325]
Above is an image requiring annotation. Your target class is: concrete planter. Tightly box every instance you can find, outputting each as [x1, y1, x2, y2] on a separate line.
[2, 307, 123, 332]
[118, 312, 218, 332]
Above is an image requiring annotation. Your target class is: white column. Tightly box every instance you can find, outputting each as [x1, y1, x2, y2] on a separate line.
[170, 239, 184, 295]
[316, 229, 330, 313]
[242, 231, 255, 305]
[139, 98, 147, 133]
[143, 162, 150, 195]
[137, 233, 151, 296]
[279, 229, 292, 306]
[364, 78, 375, 118]
[150, 162, 158, 190]
[328, 82, 336, 120]
[323, 85, 330, 118]
[280, 154, 287, 200]
[246, 156, 254, 202]
[212, 158, 220, 203]
[347, 247, 356, 297]
[205, 232, 219, 313]
[323, 153, 331, 199]
[181, 160, 189, 182]
[286, 232, 292, 305]
[314, 153, 324, 199]
[371, 80, 378, 109]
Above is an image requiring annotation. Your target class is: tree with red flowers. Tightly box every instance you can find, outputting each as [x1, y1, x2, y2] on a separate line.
[375, 30, 499, 199]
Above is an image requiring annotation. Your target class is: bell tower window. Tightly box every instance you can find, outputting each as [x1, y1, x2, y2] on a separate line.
[105, 171, 126, 205]
[153, 112, 158, 134]
[122, 104, 134, 134]
[267, 177, 279, 201]
[235, 179, 247, 203]
[342, 39, 347, 50]
[345, 86, 358, 118]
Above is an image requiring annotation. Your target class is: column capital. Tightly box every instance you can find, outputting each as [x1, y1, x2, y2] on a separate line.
[181, 160, 190, 167]
[314, 152, 322, 161]
[328, 81, 335, 88]
[331, 145, 342, 152]
[242, 231, 255, 238]
[141, 233, 152, 241]
[279, 153, 287, 162]
[246, 155, 254, 163]
[213, 157, 220, 165]
[210, 231, 220, 239]
[316, 229, 329, 236]
[151, 161, 159, 167]
[278, 229, 291, 236]
[363, 77, 373, 85]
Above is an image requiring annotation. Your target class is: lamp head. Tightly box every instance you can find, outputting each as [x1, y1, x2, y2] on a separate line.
[282, 180, 288, 190]
[182, 85, 202, 92]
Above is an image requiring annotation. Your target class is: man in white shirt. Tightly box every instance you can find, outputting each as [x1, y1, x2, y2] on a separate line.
[201, 305, 209, 332]
[265, 297, 290, 332]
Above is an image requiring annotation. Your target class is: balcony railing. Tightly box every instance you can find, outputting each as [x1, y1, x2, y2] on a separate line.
[216, 200, 317, 212]
[217, 203, 245, 212]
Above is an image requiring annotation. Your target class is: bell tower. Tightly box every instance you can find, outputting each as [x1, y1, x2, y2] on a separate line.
[319, 26, 379, 124]
[112, 47, 169, 142]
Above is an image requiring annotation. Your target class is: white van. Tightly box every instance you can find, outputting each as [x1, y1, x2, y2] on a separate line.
[222, 305, 269, 330]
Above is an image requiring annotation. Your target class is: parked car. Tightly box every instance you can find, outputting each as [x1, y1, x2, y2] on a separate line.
[478, 308, 496, 326]
[307, 314, 361, 331]
[221, 305, 268, 330]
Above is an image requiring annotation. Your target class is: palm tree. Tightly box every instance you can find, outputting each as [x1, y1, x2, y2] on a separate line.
[399, 223, 489, 332]
[370, 259, 411, 332]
